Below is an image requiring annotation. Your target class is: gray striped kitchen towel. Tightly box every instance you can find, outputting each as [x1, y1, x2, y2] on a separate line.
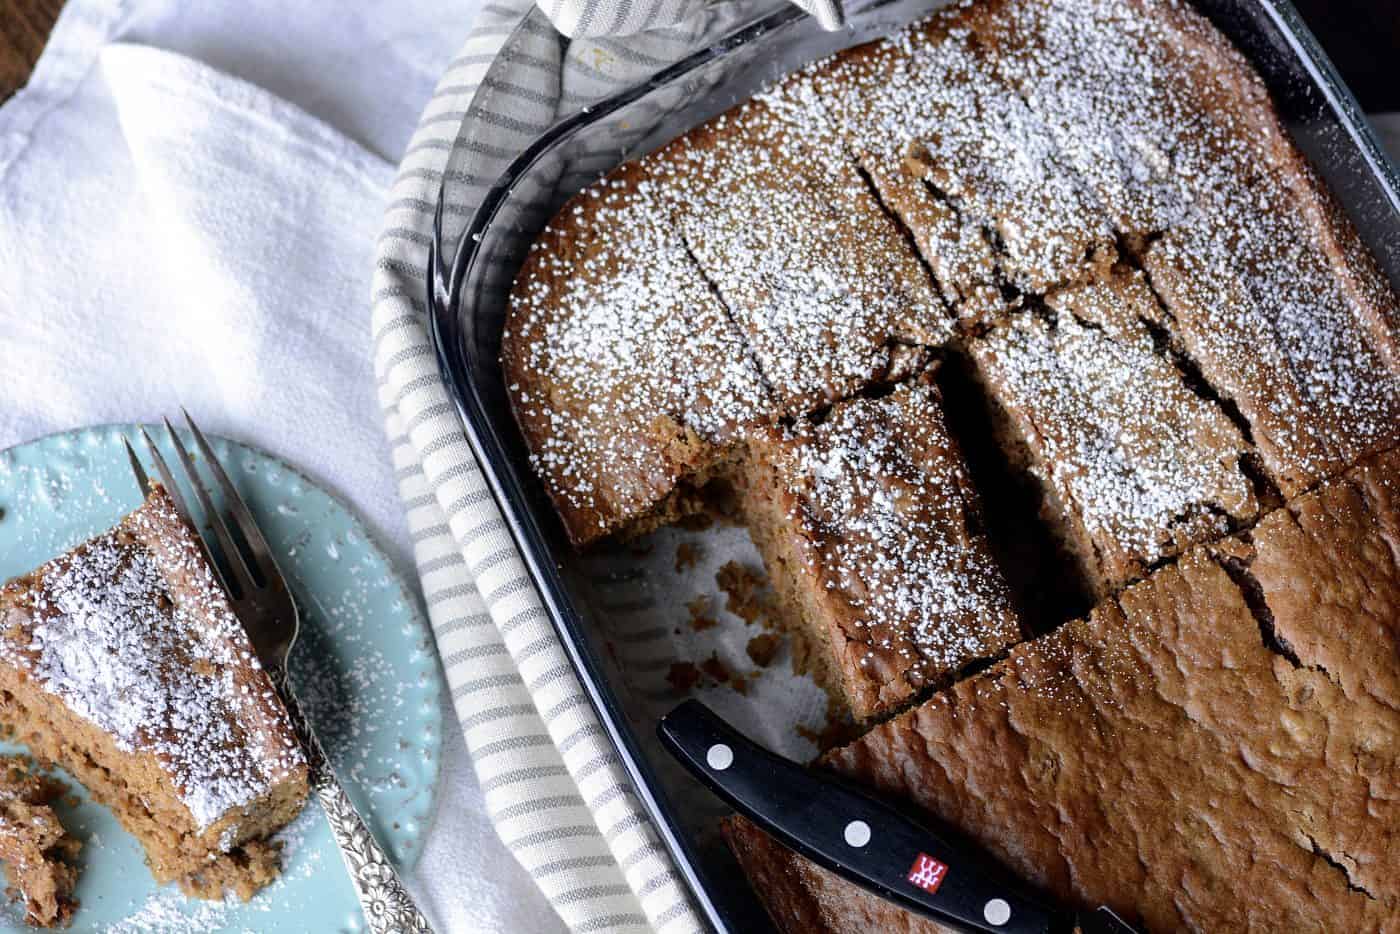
[369, 0, 830, 931]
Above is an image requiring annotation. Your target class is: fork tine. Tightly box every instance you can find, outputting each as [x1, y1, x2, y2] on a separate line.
[139, 426, 234, 596]
[164, 418, 258, 600]
[182, 409, 280, 582]
[123, 438, 151, 497]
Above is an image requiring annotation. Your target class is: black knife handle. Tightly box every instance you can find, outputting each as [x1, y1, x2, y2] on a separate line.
[659, 700, 1065, 934]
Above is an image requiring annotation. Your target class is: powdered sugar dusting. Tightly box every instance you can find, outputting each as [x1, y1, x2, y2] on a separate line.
[0, 490, 303, 832]
[654, 100, 950, 411]
[792, 12, 1113, 295]
[756, 377, 1021, 713]
[972, 270, 1257, 583]
[505, 170, 774, 539]
[959, 0, 1400, 491]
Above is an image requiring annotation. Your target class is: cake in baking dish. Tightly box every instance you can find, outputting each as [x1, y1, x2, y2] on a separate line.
[0, 487, 308, 901]
[504, 0, 1400, 927]
[726, 446, 1400, 933]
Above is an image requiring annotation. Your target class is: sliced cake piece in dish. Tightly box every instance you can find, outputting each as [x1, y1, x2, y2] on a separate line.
[504, 160, 777, 547]
[0, 757, 79, 928]
[968, 266, 1257, 595]
[727, 447, 1400, 933]
[1144, 198, 1400, 498]
[733, 372, 1024, 723]
[653, 98, 951, 415]
[0, 486, 309, 900]
[801, 5, 1114, 298]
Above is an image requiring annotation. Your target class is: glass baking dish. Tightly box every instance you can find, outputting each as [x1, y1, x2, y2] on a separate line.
[428, 1, 1400, 930]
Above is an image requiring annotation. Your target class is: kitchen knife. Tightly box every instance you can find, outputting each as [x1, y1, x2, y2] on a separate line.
[658, 699, 1142, 934]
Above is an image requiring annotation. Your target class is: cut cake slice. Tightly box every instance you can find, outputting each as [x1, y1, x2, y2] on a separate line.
[968, 266, 1258, 594]
[0, 487, 309, 900]
[733, 373, 1024, 722]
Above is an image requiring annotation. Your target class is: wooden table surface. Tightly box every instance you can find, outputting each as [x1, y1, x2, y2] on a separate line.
[0, 0, 62, 101]
[0, 1, 1396, 114]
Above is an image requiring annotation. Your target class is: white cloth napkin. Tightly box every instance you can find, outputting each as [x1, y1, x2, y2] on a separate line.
[0, 2, 566, 932]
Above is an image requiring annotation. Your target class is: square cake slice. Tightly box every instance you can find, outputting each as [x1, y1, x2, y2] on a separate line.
[655, 98, 952, 414]
[804, 7, 1114, 297]
[504, 160, 777, 546]
[0, 757, 79, 928]
[729, 447, 1400, 933]
[0, 487, 309, 899]
[968, 266, 1258, 594]
[734, 373, 1024, 723]
[1144, 207, 1400, 498]
[760, 72, 1012, 329]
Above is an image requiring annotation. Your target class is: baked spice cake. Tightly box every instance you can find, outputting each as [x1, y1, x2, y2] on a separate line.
[733, 374, 1023, 722]
[725, 449, 1400, 932]
[968, 266, 1258, 594]
[0, 757, 79, 928]
[649, 99, 951, 414]
[504, 0, 1400, 927]
[0, 487, 309, 901]
[504, 160, 775, 544]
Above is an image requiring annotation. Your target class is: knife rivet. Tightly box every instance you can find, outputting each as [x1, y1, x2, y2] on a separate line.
[843, 820, 871, 848]
[984, 898, 1011, 926]
[706, 743, 734, 771]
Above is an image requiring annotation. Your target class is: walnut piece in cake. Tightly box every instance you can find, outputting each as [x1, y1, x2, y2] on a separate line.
[0, 757, 79, 929]
[969, 267, 1257, 594]
[734, 374, 1023, 722]
[0, 487, 309, 900]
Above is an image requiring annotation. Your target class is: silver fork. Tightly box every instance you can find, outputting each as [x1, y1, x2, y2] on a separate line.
[126, 415, 434, 934]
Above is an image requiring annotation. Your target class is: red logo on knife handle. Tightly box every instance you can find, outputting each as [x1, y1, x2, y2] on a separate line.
[907, 853, 949, 893]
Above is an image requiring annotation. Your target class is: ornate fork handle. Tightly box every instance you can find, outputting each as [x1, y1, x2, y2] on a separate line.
[274, 668, 435, 933]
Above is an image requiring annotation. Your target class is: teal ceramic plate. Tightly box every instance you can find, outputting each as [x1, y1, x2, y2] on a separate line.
[0, 425, 445, 933]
